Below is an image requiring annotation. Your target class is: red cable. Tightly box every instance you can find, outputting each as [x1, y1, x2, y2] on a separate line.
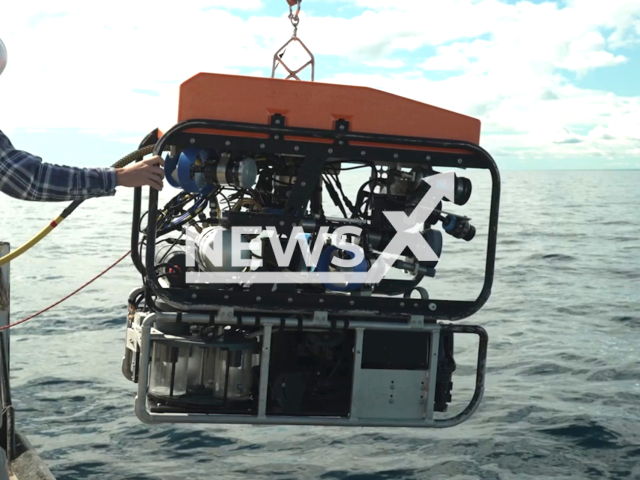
[0, 250, 132, 331]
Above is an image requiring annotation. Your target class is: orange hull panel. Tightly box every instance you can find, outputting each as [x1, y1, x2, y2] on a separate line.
[174, 73, 481, 145]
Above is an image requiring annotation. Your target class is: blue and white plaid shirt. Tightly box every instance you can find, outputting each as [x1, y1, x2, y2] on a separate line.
[0, 129, 118, 202]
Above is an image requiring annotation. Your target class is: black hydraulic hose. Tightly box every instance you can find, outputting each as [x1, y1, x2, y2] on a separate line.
[63, 144, 156, 219]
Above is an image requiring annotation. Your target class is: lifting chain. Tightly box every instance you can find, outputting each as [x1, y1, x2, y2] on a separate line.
[271, 0, 315, 81]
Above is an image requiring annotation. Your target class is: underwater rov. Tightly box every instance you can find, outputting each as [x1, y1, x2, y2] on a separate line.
[122, 73, 501, 428]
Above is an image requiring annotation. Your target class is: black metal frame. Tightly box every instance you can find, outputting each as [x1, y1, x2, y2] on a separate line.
[439, 323, 487, 422]
[132, 116, 501, 321]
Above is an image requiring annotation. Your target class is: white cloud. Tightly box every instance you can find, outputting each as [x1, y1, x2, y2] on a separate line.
[0, 0, 639, 166]
[323, 0, 640, 162]
[363, 59, 405, 68]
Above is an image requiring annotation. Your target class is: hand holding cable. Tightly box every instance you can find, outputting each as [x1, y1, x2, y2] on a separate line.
[116, 155, 165, 191]
[0, 144, 165, 267]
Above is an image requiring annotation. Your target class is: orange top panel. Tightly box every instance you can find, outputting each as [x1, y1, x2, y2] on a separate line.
[176, 73, 481, 145]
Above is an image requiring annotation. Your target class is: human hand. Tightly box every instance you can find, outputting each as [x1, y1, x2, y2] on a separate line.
[116, 155, 165, 190]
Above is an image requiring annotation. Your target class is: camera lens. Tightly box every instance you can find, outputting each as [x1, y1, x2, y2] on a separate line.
[423, 171, 472, 206]
[454, 175, 472, 206]
[442, 214, 475, 242]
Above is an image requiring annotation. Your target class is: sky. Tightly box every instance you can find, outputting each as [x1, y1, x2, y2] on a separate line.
[1, 0, 639, 170]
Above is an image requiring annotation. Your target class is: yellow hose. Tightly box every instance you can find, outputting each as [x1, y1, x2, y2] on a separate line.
[0, 215, 65, 266]
[0, 144, 156, 267]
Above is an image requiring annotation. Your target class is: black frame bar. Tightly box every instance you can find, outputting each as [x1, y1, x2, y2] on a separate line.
[133, 117, 501, 321]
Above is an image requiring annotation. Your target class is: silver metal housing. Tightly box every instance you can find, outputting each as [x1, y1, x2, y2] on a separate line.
[193, 226, 251, 273]
[125, 310, 487, 428]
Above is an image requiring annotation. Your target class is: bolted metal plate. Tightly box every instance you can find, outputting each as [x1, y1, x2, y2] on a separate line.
[353, 369, 428, 421]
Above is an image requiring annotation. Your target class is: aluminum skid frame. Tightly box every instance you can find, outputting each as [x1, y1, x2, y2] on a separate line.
[126, 309, 487, 428]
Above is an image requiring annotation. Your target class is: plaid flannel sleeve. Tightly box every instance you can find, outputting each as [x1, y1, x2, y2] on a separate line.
[0, 129, 118, 202]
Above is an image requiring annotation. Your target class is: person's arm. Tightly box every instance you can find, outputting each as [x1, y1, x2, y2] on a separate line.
[0, 129, 164, 202]
[0, 129, 117, 201]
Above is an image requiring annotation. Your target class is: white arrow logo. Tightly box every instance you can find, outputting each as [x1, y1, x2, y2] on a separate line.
[365, 171, 454, 284]
[184, 172, 454, 286]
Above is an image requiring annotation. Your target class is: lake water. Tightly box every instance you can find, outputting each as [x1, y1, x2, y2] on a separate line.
[1, 169, 639, 480]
